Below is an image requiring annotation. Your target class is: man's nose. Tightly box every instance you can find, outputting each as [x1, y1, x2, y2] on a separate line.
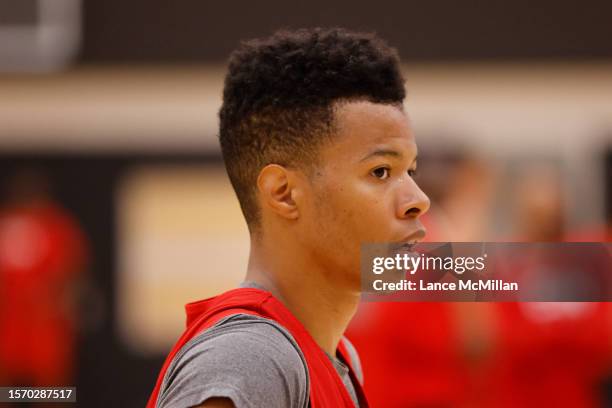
[396, 178, 431, 219]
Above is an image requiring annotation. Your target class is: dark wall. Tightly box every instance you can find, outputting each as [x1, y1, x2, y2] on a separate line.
[81, 0, 612, 63]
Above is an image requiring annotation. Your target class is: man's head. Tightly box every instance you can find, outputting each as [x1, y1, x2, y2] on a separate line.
[219, 28, 429, 287]
[220, 27, 406, 227]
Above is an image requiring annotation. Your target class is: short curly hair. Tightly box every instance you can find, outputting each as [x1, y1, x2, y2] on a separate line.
[219, 27, 406, 230]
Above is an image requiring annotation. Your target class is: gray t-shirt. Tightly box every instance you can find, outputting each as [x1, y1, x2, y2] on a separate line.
[156, 291, 363, 408]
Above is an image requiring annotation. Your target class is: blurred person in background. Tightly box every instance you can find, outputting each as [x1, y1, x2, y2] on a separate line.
[510, 164, 565, 241]
[0, 169, 89, 387]
[483, 164, 612, 408]
[567, 147, 612, 243]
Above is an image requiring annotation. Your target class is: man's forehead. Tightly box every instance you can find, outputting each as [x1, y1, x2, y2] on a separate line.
[330, 100, 416, 156]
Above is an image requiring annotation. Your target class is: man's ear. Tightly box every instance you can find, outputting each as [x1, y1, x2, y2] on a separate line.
[256, 164, 301, 220]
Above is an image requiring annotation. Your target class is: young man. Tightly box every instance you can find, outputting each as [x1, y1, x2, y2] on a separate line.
[148, 27, 429, 408]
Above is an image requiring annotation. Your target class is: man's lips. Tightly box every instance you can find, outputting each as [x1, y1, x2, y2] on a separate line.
[399, 228, 427, 248]
[388, 228, 426, 254]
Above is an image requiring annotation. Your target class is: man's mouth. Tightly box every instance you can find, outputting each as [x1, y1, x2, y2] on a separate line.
[390, 228, 426, 255]
[398, 242, 417, 252]
[399, 228, 427, 247]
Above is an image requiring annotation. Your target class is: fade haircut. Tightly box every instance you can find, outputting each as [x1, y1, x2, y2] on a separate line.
[218, 27, 406, 231]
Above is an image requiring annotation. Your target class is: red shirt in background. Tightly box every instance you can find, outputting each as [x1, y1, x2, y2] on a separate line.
[0, 202, 87, 385]
[485, 230, 611, 408]
[347, 302, 469, 408]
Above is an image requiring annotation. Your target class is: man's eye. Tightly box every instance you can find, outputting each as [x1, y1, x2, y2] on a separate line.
[371, 167, 390, 180]
[408, 168, 418, 177]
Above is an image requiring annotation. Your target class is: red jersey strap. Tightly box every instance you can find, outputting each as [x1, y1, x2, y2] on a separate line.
[147, 287, 369, 408]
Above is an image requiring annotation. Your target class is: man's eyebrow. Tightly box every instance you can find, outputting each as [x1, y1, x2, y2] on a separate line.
[359, 149, 418, 165]
[359, 148, 404, 162]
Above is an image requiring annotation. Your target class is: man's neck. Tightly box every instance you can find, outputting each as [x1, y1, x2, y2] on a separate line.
[244, 238, 360, 356]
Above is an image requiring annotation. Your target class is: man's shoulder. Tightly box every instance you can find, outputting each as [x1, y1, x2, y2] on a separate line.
[181, 313, 310, 372]
[157, 313, 309, 408]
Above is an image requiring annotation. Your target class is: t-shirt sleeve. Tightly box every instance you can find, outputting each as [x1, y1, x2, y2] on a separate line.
[156, 316, 309, 408]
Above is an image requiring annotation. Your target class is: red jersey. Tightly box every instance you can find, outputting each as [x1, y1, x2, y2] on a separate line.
[147, 287, 369, 408]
